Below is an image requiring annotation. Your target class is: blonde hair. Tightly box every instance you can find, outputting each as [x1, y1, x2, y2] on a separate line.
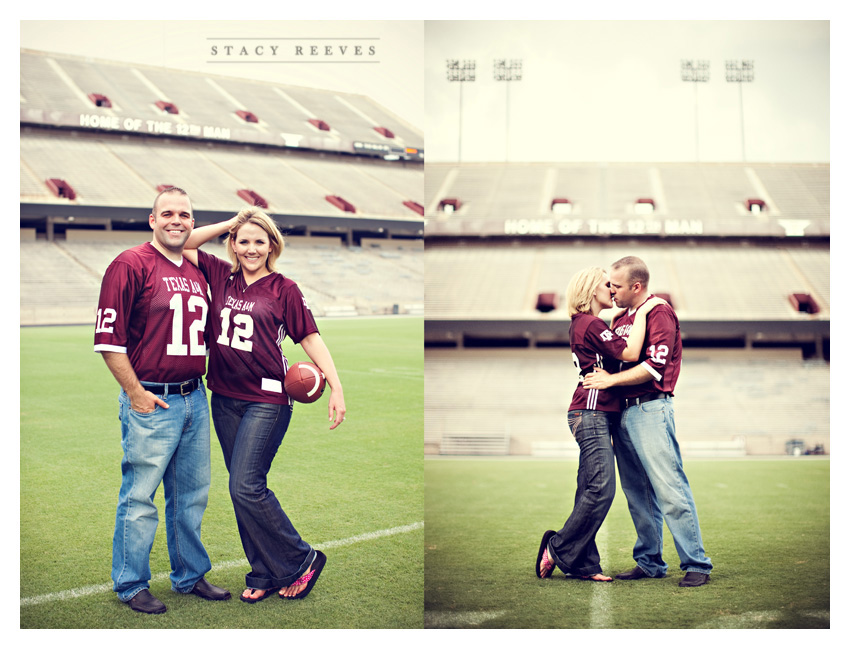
[227, 207, 285, 274]
[566, 267, 607, 317]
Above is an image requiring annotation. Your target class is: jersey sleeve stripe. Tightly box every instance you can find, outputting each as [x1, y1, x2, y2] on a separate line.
[640, 360, 663, 381]
[94, 344, 128, 354]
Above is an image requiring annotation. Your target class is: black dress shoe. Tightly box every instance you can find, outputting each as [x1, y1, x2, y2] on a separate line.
[190, 577, 232, 601]
[126, 589, 166, 614]
[615, 566, 654, 580]
[678, 572, 710, 587]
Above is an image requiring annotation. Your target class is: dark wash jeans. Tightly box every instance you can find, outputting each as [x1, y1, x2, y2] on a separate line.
[211, 393, 316, 590]
[548, 409, 617, 576]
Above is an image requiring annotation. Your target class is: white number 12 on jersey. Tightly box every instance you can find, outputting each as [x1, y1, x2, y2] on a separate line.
[95, 308, 117, 334]
[166, 294, 208, 356]
[216, 307, 254, 352]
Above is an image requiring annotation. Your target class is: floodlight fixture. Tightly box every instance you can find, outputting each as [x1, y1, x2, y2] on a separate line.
[446, 59, 477, 162]
[494, 58, 523, 82]
[493, 58, 523, 161]
[725, 59, 755, 83]
[680, 60, 710, 161]
[681, 59, 710, 83]
[446, 59, 477, 82]
[725, 59, 755, 160]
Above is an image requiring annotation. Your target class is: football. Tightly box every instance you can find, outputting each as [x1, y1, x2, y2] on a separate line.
[284, 361, 326, 403]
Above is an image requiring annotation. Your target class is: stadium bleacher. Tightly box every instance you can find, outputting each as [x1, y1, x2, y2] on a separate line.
[21, 129, 424, 219]
[20, 234, 423, 325]
[425, 239, 829, 323]
[425, 347, 829, 457]
[20, 49, 423, 156]
[424, 160, 829, 456]
[19, 48, 424, 325]
[425, 161, 828, 236]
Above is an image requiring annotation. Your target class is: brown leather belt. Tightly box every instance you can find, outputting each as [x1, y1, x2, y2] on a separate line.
[142, 378, 201, 396]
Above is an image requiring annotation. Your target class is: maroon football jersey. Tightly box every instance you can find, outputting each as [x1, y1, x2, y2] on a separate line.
[611, 296, 682, 398]
[94, 243, 209, 383]
[197, 250, 319, 405]
[569, 312, 628, 412]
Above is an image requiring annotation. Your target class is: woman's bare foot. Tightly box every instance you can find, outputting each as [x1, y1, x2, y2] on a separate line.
[279, 576, 308, 599]
[279, 560, 313, 598]
[242, 588, 266, 600]
[581, 573, 613, 582]
[239, 587, 276, 603]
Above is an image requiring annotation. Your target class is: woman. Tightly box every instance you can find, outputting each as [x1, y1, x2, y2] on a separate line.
[183, 207, 346, 603]
[536, 267, 663, 582]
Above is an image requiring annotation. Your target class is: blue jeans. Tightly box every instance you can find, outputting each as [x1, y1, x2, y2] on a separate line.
[112, 382, 212, 602]
[613, 396, 712, 576]
[548, 410, 617, 576]
[210, 393, 315, 590]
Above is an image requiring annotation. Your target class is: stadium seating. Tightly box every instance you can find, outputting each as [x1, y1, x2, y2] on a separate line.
[424, 162, 829, 236]
[20, 233, 423, 325]
[20, 129, 424, 218]
[20, 47, 424, 249]
[20, 47, 424, 325]
[20, 49, 423, 153]
[424, 240, 829, 322]
[19, 239, 103, 325]
[424, 347, 829, 456]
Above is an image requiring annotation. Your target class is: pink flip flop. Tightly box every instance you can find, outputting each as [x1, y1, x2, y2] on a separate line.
[280, 551, 327, 600]
[536, 531, 557, 578]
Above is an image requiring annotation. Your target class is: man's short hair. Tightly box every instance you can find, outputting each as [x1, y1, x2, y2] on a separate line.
[611, 256, 650, 288]
[152, 186, 191, 215]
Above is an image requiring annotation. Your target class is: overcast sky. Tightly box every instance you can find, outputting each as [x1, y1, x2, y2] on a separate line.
[19, 20, 424, 133]
[425, 20, 830, 163]
[18, 19, 834, 164]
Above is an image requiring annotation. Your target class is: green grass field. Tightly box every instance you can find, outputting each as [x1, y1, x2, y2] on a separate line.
[425, 456, 830, 629]
[20, 318, 423, 629]
[18, 319, 834, 630]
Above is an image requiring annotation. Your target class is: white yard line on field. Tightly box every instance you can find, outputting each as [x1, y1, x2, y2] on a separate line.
[424, 524, 613, 629]
[20, 521, 424, 607]
[424, 610, 507, 628]
[589, 523, 612, 629]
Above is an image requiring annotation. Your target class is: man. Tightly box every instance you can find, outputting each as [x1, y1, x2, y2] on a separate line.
[94, 187, 231, 614]
[583, 256, 712, 587]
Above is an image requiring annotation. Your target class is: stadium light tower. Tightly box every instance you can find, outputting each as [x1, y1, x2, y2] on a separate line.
[494, 58, 523, 161]
[680, 60, 710, 161]
[446, 59, 477, 163]
[725, 59, 755, 161]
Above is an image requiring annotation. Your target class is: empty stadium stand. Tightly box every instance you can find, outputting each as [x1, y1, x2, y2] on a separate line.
[20, 231, 422, 325]
[20, 48, 424, 324]
[21, 48, 423, 232]
[424, 160, 829, 456]
[425, 238, 828, 316]
[425, 161, 828, 237]
[21, 128, 424, 226]
[20, 49, 423, 158]
[425, 347, 829, 457]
